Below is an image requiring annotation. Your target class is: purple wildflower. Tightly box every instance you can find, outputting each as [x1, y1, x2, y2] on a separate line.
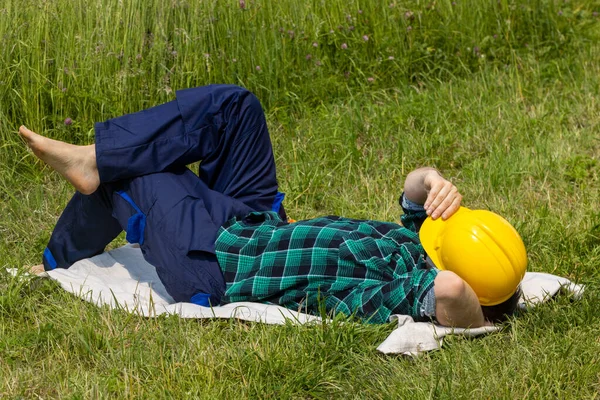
[348, 25, 355, 31]
[255, 65, 261, 71]
[64, 118, 73, 126]
[171, 50, 178, 57]
[204, 53, 210, 58]
[593, 11, 599, 17]
[358, 9, 363, 14]
[493, 34, 498, 39]
[136, 54, 142, 62]
[341, 43, 348, 49]
[61, 87, 67, 93]
[367, 77, 374, 83]
[239, 0, 246, 9]
[558, 10, 563, 15]
[473, 46, 481, 55]
[315, 60, 322, 67]
[407, 25, 413, 32]
[404, 11, 414, 19]
[305, 54, 312, 60]
[362, 35, 369, 41]
[312, 42, 318, 47]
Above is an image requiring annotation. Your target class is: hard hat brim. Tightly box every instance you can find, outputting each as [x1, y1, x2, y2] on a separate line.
[418, 206, 471, 270]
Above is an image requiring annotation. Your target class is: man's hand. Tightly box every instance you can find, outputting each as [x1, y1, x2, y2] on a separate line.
[403, 167, 462, 220]
[422, 169, 462, 220]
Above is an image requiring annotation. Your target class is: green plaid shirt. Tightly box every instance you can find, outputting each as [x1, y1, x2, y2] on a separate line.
[215, 199, 437, 324]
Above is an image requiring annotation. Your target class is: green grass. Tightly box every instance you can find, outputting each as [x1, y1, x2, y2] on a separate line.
[2, 0, 600, 398]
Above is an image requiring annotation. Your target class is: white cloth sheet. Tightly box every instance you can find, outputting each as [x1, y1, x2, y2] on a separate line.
[27, 244, 584, 355]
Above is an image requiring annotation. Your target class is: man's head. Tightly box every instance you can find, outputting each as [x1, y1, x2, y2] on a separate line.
[420, 207, 527, 311]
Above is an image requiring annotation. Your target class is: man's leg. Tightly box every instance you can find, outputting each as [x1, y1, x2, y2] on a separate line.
[96, 84, 284, 216]
[45, 168, 254, 305]
[123, 169, 254, 305]
[42, 186, 122, 270]
[20, 84, 285, 216]
[188, 87, 284, 216]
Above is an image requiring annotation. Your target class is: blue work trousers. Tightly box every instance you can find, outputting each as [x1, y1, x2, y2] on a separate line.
[42, 85, 285, 306]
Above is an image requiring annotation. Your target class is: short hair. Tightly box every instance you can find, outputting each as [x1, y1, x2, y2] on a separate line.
[481, 286, 522, 323]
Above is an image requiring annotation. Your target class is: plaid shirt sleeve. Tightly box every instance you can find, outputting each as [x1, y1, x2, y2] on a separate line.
[215, 211, 438, 324]
[399, 193, 428, 233]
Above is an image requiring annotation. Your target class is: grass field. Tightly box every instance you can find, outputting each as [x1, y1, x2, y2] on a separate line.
[2, 0, 600, 398]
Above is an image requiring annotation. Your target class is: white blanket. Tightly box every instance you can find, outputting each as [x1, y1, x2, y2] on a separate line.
[30, 244, 584, 356]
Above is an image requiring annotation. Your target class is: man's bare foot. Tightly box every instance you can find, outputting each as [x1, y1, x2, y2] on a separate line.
[26, 264, 46, 275]
[18, 125, 100, 195]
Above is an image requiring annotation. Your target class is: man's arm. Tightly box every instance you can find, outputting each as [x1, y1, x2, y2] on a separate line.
[403, 167, 462, 221]
[434, 271, 489, 327]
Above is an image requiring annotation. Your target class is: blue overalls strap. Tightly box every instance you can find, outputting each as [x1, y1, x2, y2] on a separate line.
[272, 191, 285, 213]
[116, 190, 147, 246]
[43, 247, 58, 270]
[190, 292, 211, 307]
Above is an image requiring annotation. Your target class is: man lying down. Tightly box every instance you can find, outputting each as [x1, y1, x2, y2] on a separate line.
[18, 84, 527, 328]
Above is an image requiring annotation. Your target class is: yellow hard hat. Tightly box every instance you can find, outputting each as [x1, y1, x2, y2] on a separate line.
[419, 207, 527, 306]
